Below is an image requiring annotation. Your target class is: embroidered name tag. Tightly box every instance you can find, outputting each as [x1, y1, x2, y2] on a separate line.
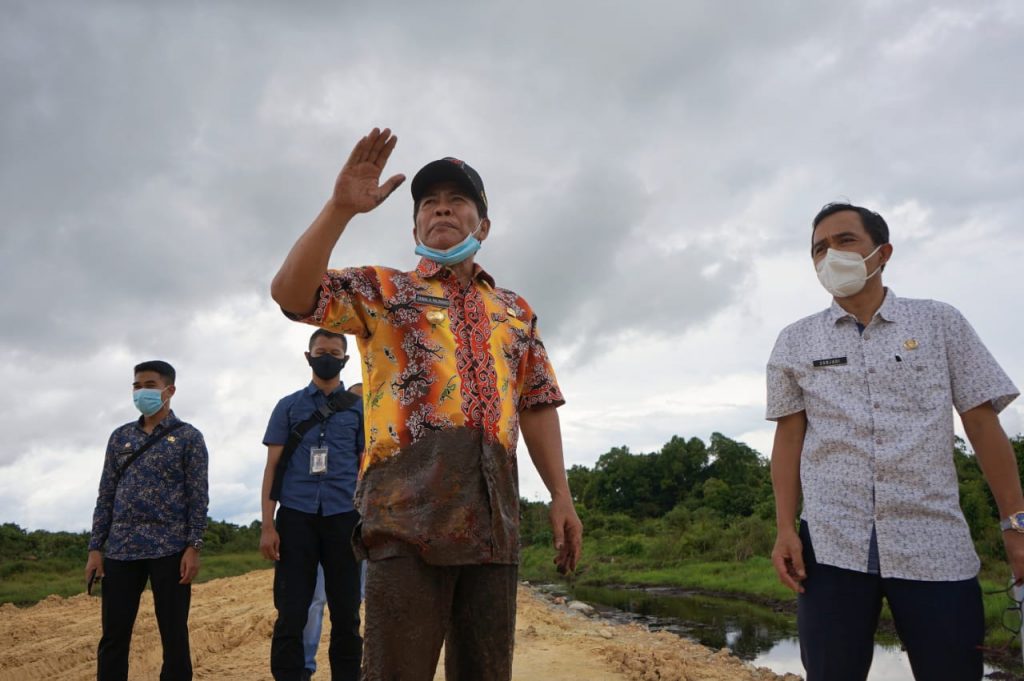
[812, 357, 848, 367]
[414, 294, 450, 308]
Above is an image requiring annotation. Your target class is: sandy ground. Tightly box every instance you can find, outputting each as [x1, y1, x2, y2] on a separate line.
[0, 569, 800, 681]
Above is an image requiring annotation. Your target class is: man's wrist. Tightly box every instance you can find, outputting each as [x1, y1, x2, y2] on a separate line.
[1000, 511, 1024, 533]
[324, 198, 358, 227]
[549, 489, 572, 504]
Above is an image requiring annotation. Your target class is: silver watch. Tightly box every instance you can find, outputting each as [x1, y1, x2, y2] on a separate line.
[1000, 512, 1024, 533]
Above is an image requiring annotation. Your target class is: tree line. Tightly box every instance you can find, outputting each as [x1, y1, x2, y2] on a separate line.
[4, 431, 1023, 570]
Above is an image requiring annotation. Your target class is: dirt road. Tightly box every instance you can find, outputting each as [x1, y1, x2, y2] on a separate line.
[0, 569, 799, 680]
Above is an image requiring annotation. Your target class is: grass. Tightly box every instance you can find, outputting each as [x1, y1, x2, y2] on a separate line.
[0, 551, 268, 607]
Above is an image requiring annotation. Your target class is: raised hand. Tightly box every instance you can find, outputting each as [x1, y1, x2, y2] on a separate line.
[332, 127, 406, 215]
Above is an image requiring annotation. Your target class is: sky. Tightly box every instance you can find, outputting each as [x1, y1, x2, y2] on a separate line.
[2, 0, 1022, 532]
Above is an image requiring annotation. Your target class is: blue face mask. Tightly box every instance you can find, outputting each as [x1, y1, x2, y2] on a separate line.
[415, 226, 483, 266]
[133, 388, 167, 417]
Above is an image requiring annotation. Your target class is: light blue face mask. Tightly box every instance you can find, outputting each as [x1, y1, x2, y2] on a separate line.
[415, 226, 483, 266]
[133, 388, 167, 417]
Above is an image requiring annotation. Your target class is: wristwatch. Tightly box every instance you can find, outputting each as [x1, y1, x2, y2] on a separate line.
[1000, 512, 1024, 533]
[190, 539, 204, 552]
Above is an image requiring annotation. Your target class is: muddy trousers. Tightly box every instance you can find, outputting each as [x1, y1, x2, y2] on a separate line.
[797, 521, 983, 681]
[272, 507, 362, 681]
[362, 555, 517, 681]
[97, 551, 192, 681]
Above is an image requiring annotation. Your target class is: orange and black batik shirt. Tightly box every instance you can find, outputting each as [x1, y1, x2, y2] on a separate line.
[294, 257, 564, 565]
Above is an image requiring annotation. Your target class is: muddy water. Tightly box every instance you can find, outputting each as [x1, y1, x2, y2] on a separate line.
[561, 584, 1008, 681]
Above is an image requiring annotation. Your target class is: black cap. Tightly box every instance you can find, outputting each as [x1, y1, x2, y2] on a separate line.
[411, 157, 488, 218]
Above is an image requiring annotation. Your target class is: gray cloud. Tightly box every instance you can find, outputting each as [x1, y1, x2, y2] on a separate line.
[2, 0, 1023, 529]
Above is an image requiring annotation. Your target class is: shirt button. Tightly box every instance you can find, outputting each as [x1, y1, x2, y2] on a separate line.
[873, 402, 881, 409]
[875, 438, 883, 445]
[868, 367, 876, 374]
[863, 333, 871, 341]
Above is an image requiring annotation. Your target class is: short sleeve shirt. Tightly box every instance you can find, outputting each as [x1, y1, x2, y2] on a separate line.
[766, 290, 1018, 581]
[290, 257, 564, 565]
[263, 383, 364, 515]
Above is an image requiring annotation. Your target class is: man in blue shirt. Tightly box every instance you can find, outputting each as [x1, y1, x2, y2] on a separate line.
[87, 360, 209, 681]
[260, 329, 364, 681]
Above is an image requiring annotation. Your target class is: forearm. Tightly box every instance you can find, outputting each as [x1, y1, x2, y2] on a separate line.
[965, 404, 1024, 518]
[89, 460, 116, 550]
[185, 445, 209, 543]
[271, 200, 357, 313]
[520, 406, 571, 501]
[260, 456, 279, 526]
[770, 411, 807, 531]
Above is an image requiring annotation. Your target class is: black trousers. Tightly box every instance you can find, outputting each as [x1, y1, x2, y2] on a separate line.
[272, 507, 362, 681]
[797, 521, 984, 681]
[97, 551, 192, 681]
[362, 555, 518, 681]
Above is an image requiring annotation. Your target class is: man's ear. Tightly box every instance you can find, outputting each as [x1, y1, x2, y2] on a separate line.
[165, 385, 176, 399]
[477, 218, 492, 242]
[879, 243, 894, 269]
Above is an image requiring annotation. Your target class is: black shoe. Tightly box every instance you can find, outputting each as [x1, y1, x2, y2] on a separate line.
[301, 670, 313, 681]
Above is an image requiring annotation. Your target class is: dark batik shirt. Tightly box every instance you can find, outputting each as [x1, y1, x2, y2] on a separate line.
[289, 258, 564, 565]
[89, 411, 209, 560]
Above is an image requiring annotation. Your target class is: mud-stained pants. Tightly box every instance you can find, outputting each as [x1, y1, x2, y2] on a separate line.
[361, 554, 517, 681]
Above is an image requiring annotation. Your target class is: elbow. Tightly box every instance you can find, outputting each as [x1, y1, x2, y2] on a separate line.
[270, 272, 288, 308]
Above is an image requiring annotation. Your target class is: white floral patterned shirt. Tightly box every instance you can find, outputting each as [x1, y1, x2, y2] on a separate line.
[766, 290, 1018, 580]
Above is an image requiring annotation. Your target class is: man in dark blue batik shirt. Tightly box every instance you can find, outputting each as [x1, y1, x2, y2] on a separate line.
[87, 359, 209, 681]
[259, 329, 364, 681]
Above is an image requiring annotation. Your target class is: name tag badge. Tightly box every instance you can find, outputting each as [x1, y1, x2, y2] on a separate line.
[812, 356, 848, 368]
[414, 294, 450, 308]
[310, 446, 328, 475]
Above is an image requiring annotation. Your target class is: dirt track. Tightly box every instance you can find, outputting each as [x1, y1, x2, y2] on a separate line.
[0, 569, 799, 680]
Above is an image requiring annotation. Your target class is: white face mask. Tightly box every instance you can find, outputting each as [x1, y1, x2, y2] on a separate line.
[815, 245, 882, 298]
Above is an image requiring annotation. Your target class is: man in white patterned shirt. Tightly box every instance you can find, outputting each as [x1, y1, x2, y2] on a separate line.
[766, 202, 1022, 681]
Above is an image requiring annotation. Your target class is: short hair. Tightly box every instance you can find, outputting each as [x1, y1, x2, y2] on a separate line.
[134, 360, 176, 385]
[812, 202, 890, 247]
[308, 329, 347, 351]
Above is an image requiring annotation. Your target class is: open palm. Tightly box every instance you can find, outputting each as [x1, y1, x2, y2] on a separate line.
[333, 127, 406, 215]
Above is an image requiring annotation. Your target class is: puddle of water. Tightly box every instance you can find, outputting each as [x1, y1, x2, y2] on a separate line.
[754, 637, 915, 681]
[563, 584, 1005, 680]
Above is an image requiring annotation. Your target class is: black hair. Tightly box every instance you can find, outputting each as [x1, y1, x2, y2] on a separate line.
[308, 329, 347, 351]
[812, 202, 890, 247]
[134, 360, 176, 385]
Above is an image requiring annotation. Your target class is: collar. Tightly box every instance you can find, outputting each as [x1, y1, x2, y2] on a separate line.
[136, 410, 179, 430]
[305, 381, 348, 397]
[415, 257, 496, 289]
[827, 288, 900, 326]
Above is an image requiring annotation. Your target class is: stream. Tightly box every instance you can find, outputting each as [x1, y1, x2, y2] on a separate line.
[542, 583, 1013, 680]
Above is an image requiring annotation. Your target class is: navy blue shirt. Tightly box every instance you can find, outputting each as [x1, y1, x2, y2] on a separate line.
[263, 382, 363, 515]
[90, 412, 209, 560]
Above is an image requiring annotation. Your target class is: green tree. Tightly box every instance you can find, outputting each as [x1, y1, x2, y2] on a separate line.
[566, 464, 594, 508]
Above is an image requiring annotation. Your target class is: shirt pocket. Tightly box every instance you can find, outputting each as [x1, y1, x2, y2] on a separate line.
[895, 352, 947, 411]
[493, 315, 532, 375]
[800, 363, 862, 417]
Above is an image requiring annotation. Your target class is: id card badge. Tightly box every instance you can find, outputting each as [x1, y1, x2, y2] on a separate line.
[310, 446, 328, 475]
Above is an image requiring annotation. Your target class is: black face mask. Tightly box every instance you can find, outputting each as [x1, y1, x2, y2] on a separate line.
[307, 353, 347, 380]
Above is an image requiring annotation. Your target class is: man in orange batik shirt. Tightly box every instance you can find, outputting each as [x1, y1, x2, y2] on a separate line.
[270, 127, 583, 681]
